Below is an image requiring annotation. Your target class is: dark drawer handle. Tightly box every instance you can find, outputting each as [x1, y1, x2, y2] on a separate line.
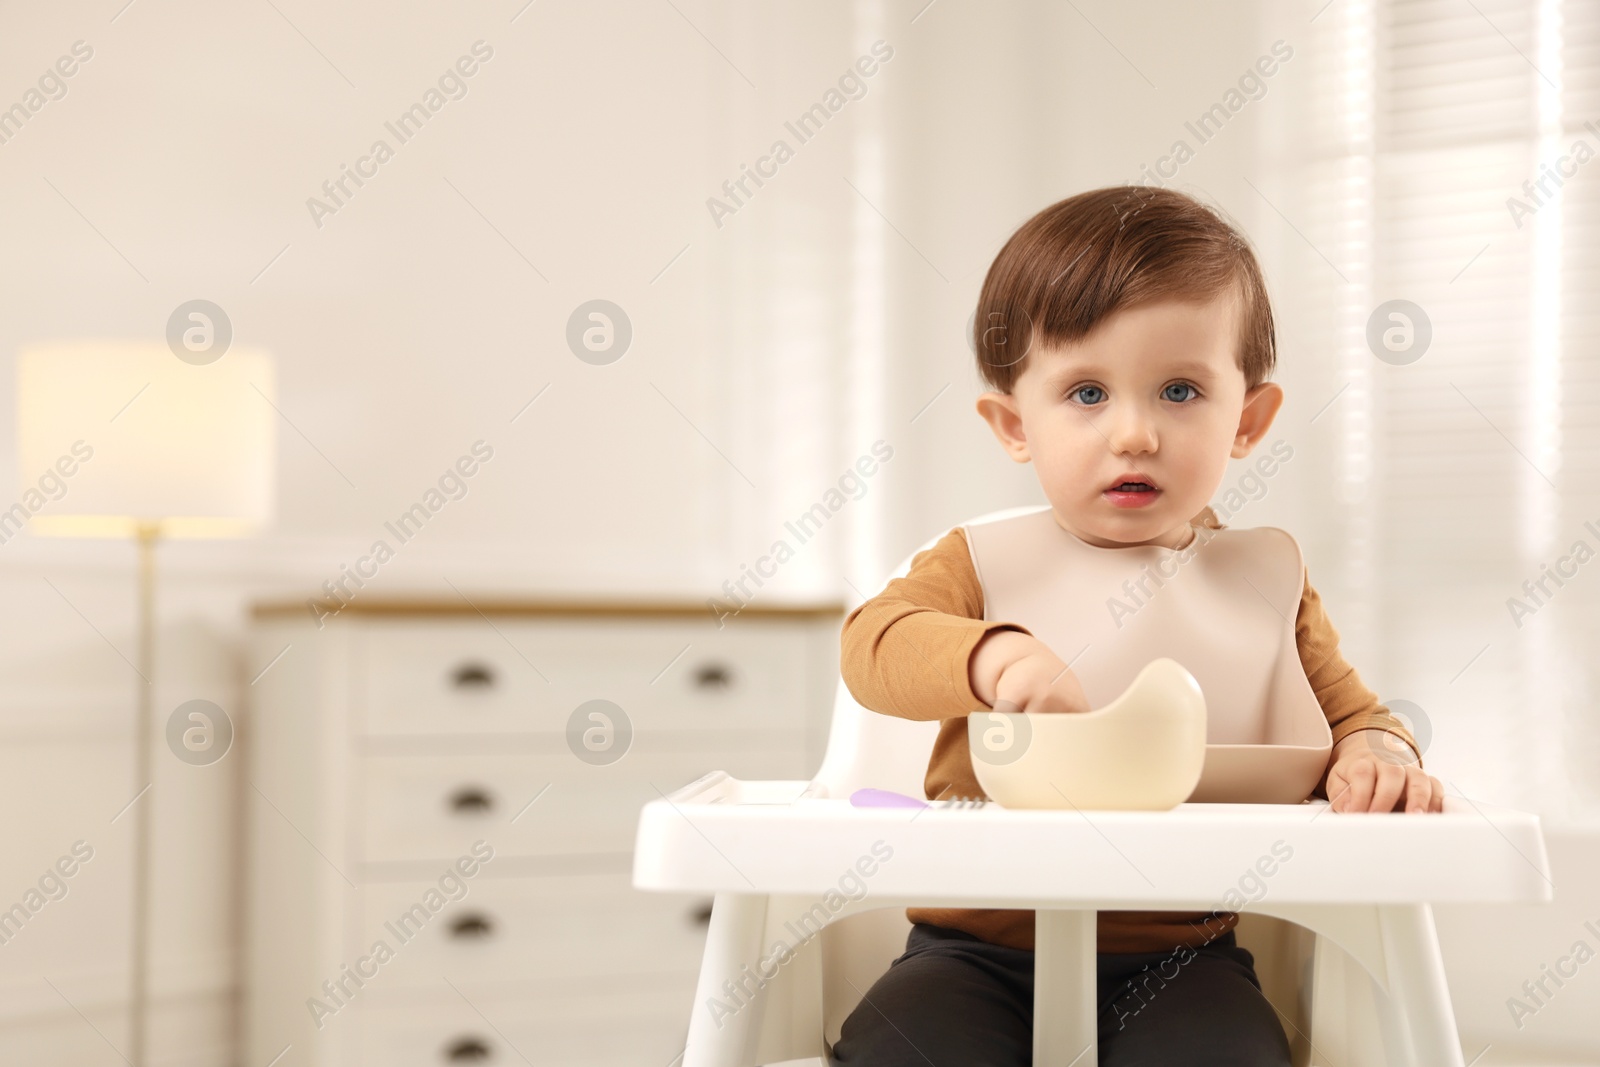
[449, 912, 496, 940]
[690, 900, 714, 926]
[693, 662, 734, 690]
[443, 1035, 492, 1062]
[448, 787, 494, 815]
[450, 662, 497, 690]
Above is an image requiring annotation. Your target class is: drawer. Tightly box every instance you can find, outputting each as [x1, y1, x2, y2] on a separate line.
[354, 871, 710, 989]
[358, 617, 819, 738]
[357, 747, 807, 864]
[355, 984, 692, 1067]
[356, 991, 694, 1067]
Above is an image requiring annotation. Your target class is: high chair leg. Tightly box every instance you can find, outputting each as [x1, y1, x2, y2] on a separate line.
[1376, 903, 1465, 1067]
[685, 892, 771, 1067]
[1244, 903, 1468, 1067]
[1034, 908, 1098, 1066]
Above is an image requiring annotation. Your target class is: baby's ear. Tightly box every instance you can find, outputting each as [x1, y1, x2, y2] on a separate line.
[1232, 381, 1285, 457]
[976, 391, 1030, 462]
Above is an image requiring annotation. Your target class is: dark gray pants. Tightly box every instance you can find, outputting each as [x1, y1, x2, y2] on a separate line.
[829, 922, 1292, 1067]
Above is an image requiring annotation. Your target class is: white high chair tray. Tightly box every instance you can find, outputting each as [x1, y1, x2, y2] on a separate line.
[634, 770, 1552, 907]
[636, 770, 1550, 1067]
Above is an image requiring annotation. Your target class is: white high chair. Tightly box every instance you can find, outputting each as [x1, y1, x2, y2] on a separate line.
[633, 510, 1553, 1067]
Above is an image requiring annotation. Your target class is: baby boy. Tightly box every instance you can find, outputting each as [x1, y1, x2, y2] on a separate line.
[828, 185, 1443, 1067]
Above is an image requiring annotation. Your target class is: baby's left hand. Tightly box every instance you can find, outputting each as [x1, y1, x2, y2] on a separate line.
[1324, 732, 1443, 814]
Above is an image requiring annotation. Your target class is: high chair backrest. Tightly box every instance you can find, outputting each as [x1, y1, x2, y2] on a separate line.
[810, 505, 1052, 801]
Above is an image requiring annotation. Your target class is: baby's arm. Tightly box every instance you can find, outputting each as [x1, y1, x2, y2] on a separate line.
[840, 528, 1088, 719]
[1297, 568, 1443, 814]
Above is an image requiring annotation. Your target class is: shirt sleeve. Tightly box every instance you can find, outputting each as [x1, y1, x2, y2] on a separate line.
[839, 527, 1031, 721]
[1296, 565, 1425, 791]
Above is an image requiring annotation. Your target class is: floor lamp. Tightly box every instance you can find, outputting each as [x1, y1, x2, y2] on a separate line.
[16, 340, 275, 1066]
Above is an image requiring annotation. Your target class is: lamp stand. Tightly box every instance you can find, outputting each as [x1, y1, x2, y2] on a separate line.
[130, 521, 159, 1067]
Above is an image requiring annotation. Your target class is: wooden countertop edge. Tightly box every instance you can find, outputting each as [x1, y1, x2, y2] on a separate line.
[251, 597, 846, 619]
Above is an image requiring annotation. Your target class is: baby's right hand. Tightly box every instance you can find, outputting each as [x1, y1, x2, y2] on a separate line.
[970, 631, 1091, 715]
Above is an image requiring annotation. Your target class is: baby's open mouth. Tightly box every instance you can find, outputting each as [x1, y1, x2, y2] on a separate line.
[1104, 478, 1161, 508]
[1105, 474, 1159, 492]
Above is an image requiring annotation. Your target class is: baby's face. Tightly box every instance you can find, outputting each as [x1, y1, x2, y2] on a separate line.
[979, 292, 1278, 550]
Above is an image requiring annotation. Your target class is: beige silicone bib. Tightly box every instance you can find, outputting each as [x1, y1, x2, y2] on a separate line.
[963, 507, 1332, 805]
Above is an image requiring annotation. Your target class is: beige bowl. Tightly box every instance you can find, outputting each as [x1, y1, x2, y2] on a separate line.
[968, 657, 1207, 810]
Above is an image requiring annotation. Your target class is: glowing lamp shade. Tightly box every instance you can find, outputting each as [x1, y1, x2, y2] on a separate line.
[17, 341, 275, 539]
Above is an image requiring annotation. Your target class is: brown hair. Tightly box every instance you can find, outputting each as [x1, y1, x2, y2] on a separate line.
[973, 185, 1276, 393]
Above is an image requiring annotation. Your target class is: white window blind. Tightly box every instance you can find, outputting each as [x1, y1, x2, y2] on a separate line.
[1294, 0, 1598, 818]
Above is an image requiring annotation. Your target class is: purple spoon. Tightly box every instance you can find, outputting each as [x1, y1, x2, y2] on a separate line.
[850, 787, 930, 809]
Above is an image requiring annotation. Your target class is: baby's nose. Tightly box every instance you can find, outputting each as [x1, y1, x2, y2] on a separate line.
[1106, 405, 1159, 452]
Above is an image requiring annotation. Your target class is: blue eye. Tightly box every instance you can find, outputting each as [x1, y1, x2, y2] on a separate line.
[1070, 385, 1105, 405]
[1163, 382, 1198, 402]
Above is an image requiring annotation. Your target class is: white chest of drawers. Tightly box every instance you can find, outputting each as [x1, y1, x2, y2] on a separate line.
[243, 599, 840, 1067]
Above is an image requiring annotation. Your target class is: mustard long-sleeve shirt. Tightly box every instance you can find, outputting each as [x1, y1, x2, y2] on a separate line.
[839, 519, 1422, 954]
